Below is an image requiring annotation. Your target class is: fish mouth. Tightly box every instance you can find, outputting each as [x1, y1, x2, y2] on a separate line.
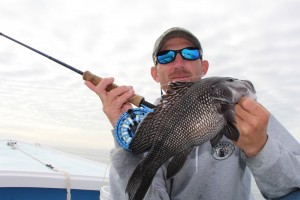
[242, 80, 256, 93]
[242, 80, 257, 100]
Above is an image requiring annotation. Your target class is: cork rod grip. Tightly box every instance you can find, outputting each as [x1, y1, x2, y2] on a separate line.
[82, 71, 144, 107]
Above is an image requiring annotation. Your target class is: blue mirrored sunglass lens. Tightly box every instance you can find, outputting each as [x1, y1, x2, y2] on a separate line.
[182, 49, 200, 60]
[157, 51, 175, 64]
[156, 48, 200, 64]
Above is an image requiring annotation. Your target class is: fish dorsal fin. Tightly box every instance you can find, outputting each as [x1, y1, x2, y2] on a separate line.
[130, 82, 193, 153]
[163, 81, 194, 102]
[167, 81, 194, 92]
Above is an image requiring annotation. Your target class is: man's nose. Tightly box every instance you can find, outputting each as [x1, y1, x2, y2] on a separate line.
[173, 53, 185, 68]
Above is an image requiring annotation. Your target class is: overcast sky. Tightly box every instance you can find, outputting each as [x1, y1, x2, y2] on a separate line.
[0, 0, 299, 150]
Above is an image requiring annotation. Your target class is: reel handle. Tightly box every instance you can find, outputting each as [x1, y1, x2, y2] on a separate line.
[83, 70, 144, 107]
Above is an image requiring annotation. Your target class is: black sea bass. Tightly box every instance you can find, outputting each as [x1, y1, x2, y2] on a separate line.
[126, 77, 256, 200]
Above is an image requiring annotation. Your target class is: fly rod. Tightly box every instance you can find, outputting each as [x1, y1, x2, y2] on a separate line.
[0, 32, 155, 108]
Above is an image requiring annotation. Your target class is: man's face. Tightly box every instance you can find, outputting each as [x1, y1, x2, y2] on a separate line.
[151, 37, 209, 91]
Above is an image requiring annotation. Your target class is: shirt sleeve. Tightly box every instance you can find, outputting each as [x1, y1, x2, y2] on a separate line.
[242, 114, 300, 199]
[109, 131, 171, 200]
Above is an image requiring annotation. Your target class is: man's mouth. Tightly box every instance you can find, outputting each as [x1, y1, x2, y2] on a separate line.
[170, 74, 192, 82]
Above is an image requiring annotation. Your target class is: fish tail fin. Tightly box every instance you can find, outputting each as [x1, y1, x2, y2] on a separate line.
[126, 164, 156, 200]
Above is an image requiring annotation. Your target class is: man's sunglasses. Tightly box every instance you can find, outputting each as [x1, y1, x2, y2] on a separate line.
[156, 47, 202, 64]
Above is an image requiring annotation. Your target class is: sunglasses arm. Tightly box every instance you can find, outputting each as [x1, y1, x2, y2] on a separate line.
[83, 71, 155, 108]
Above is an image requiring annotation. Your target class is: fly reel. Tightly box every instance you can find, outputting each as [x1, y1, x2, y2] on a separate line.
[114, 105, 153, 150]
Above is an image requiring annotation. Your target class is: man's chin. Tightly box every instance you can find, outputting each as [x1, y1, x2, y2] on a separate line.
[171, 77, 193, 82]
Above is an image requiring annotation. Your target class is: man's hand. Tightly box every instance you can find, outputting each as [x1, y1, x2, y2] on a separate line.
[85, 77, 135, 127]
[234, 97, 270, 158]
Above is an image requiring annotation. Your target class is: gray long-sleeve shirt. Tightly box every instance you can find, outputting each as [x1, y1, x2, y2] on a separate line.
[109, 114, 300, 200]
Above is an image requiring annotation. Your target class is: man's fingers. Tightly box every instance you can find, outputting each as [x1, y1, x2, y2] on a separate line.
[84, 81, 96, 91]
[239, 97, 267, 116]
[95, 77, 115, 96]
[109, 85, 134, 98]
[84, 76, 134, 127]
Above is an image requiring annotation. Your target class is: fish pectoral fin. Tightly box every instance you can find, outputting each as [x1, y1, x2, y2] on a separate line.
[210, 132, 223, 147]
[221, 105, 240, 141]
[223, 122, 240, 141]
[166, 147, 193, 179]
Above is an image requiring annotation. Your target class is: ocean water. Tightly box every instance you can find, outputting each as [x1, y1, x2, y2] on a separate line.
[53, 146, 265, 200]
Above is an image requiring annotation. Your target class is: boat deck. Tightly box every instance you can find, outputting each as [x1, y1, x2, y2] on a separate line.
[0, 139, 109, 192]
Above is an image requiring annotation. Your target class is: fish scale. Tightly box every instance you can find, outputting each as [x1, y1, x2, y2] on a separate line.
[126, 77, 256, 200]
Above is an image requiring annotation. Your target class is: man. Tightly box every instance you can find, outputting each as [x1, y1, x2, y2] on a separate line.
[85, 27, 300, 199]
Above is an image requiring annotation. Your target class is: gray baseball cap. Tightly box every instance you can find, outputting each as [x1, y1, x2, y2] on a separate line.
[152, 27, 203, 65]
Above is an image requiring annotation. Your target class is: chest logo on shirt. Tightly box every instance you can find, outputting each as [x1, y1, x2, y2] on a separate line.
[211, 141, 235, 160]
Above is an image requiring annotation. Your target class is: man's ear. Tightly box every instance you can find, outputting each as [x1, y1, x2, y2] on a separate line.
[151, 66, 160, 82]
[201, 60, 209, 76]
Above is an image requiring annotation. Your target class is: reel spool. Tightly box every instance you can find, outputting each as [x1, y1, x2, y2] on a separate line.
[114, 105, 153, 150]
